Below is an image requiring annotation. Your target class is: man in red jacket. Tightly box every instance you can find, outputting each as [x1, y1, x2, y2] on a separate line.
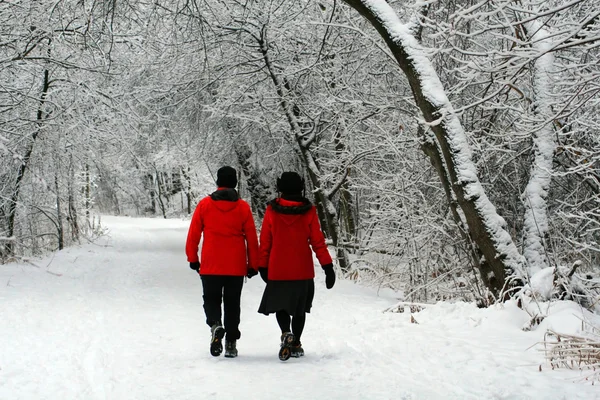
[186, 166, 259, 358]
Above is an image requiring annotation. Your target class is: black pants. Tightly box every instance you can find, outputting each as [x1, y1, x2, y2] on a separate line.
[200, 275, 244, 341]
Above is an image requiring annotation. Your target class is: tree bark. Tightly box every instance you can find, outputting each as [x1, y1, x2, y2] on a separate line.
[419, 128, 485, 286]
[341, 0, 525, 297]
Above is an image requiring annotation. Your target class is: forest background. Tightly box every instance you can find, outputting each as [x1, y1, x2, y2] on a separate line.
[1, 0, 599, 309]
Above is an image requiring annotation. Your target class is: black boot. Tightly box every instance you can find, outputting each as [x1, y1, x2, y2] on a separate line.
[224, 340, 238, 358]
[291, 340, 304, 357]
[210, 323, 225, 357]
[279, 332, 295, 361]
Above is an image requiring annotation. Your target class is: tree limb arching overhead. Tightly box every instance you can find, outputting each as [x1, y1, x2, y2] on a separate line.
[338, 0, 526, 297]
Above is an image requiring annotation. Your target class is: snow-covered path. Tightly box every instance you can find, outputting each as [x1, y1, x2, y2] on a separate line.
[1, 216, 597, 400]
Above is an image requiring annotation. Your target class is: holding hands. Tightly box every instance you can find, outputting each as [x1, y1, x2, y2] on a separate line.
[247, 267, 258, 279]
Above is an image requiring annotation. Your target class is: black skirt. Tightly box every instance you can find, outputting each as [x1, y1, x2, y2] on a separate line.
[258, 279, 315, 317]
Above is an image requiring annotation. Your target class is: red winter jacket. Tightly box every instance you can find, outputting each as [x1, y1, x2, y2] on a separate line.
[186, 188, 259, 276]
[259, 197, 332, 280]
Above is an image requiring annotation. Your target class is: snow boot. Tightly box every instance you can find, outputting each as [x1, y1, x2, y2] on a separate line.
[224, 340, 238, 358]
[279, 332, 295, 361]
[290, 340, 304, 358]
[210, 323, 225, 357]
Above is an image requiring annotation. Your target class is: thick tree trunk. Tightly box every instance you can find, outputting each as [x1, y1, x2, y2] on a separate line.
[521, 21, 556, 275]
[341, 0, 525, 297]
[420, 128, 485, 287]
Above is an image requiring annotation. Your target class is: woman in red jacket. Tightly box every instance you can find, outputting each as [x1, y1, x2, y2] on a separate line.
[186, 166, 259, 358]
[258, 172, 335, 360]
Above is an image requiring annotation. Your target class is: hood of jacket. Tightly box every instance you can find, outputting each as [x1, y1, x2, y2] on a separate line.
[269, 197, 312, 215]
[210, 188, 239, 212]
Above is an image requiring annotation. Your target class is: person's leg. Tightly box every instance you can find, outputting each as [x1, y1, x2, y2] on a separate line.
[276, 310, 296, 360]
[222, 276, 244, 342]
[201, 275, 224, 327]
[201, 275, 227, 356]
[290, 313, 306, 357]
[291, 313, 306, 342]
[275, 310, 291, 334]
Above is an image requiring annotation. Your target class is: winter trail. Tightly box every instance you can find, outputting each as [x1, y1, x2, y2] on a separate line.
[0, 216, 597, 400]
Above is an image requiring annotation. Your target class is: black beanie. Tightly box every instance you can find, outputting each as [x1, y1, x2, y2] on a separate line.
[216, 166, 238, 188]
[277, 172, 304, 195]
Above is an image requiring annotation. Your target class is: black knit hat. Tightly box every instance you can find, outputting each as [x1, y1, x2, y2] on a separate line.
[216, 166, 237, 188]
[276, 172, 304, 195]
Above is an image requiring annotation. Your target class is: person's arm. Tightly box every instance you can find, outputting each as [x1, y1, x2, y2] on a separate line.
[258, 207, 273, 269]
[308, 206, 336, 288]
[185, 201, 204, 263]
[308, 206, 333, 266]
[242, 202, 259, 272]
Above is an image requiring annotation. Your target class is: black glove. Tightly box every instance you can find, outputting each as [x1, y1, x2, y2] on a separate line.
[322, 264, 335, 289]
[189, 261, 200, 271]
[247, 267, 258, 279]
[259, 267, 268, 283]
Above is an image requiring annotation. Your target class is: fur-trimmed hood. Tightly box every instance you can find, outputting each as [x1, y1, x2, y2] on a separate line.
[268, 197, 312, 215]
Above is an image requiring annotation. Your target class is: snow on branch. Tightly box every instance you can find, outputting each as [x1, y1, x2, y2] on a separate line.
[353, 0, 527, 281]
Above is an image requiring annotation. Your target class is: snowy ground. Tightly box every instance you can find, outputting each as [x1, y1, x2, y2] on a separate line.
[1, 216, 598, 400]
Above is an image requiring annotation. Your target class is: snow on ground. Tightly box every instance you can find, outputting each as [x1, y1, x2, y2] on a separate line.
[1, 216, 598, 400]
